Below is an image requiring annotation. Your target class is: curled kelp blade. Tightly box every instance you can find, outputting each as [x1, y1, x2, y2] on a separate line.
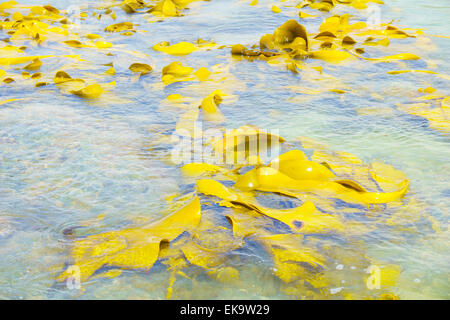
[57, 195, 201, 282]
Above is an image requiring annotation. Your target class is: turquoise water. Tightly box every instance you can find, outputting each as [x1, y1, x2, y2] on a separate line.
[0, 0, 448, 299]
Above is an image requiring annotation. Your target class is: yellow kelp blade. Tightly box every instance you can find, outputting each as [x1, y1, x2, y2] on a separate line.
[0, 54, 81, 65]
[309, 50, 355, 63]
[271, 5, 281, 13]
[197, 179, 344, 233]
[129, 63, 153, 75]
[199, 94, 225, 122]
[260, 19, 309, 51]
[235, 167, 409, 205]
[194, 67, 211, 81]
[104, 22, 134, 32]
[181, 163, 223, 177]
[161, 61, 194, 85]
[210, 125, 285, 160]
[268, 150, 335, 180]
[0, 98, 25, 106]
[153, 41, 197, 55]
[53, 71, 73, 84]
[23, 58, 42, 71]
[369, 161, 407, 191]
[248, 200, 345, 234]
[387, 70, 436, 75]
[197, 179, 239, 202]
[162, 61, 194, 77]
[72, 84, 104, 99]
[256, 234, 326, 284]
[365, 53, 421, 63]
[58, 195, 201, 282]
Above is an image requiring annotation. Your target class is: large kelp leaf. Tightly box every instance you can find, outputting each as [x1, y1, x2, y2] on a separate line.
[234, 166, 409, 205]
[58, 195, 201, 282]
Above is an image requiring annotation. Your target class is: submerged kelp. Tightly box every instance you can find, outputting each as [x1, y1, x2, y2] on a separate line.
[0, 0, 448, 300]
[55, 126, 435, 299]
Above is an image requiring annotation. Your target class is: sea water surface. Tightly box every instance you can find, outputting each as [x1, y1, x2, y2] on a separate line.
[0, 0, 448, 299]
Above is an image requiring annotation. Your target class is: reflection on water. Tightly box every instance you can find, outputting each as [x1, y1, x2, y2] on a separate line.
[0, 0, 448, 299]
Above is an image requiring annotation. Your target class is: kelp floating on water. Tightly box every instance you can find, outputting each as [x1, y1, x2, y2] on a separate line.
[0, 0, 447, 299]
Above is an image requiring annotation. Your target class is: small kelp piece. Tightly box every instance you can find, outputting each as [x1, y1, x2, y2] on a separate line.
[210, 125, 285, 163]
[58, 195, 201, 282]
[161, 61, 195, 85]
[72, 83, 104, 99]
[95, 41, 113, 49]
[162, 61, 193, 77]
[234, 166, 409, 205]
[342, 35, 357, 45]
[23, 58, 42, 71]
[231, 44, 256, 56]
[153, 41, 197, 55]
[271, 5, 281, 13]
[384, 25, 415, 39]
[63, 40, 88, 48]
[129, 63, 152, 75]
[364, 37, 390, 47]
[199, 93, 225, 122]
[194, 67, 211, 81]
[314, 31, 337, 41]
[105, 22, 134, 32]
[53, 71, 73, 84]
[260, 20, 309, 52]
[53, 71, 87, 94]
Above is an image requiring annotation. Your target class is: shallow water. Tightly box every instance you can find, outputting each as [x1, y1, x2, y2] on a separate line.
[0, 0, 448, 299]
